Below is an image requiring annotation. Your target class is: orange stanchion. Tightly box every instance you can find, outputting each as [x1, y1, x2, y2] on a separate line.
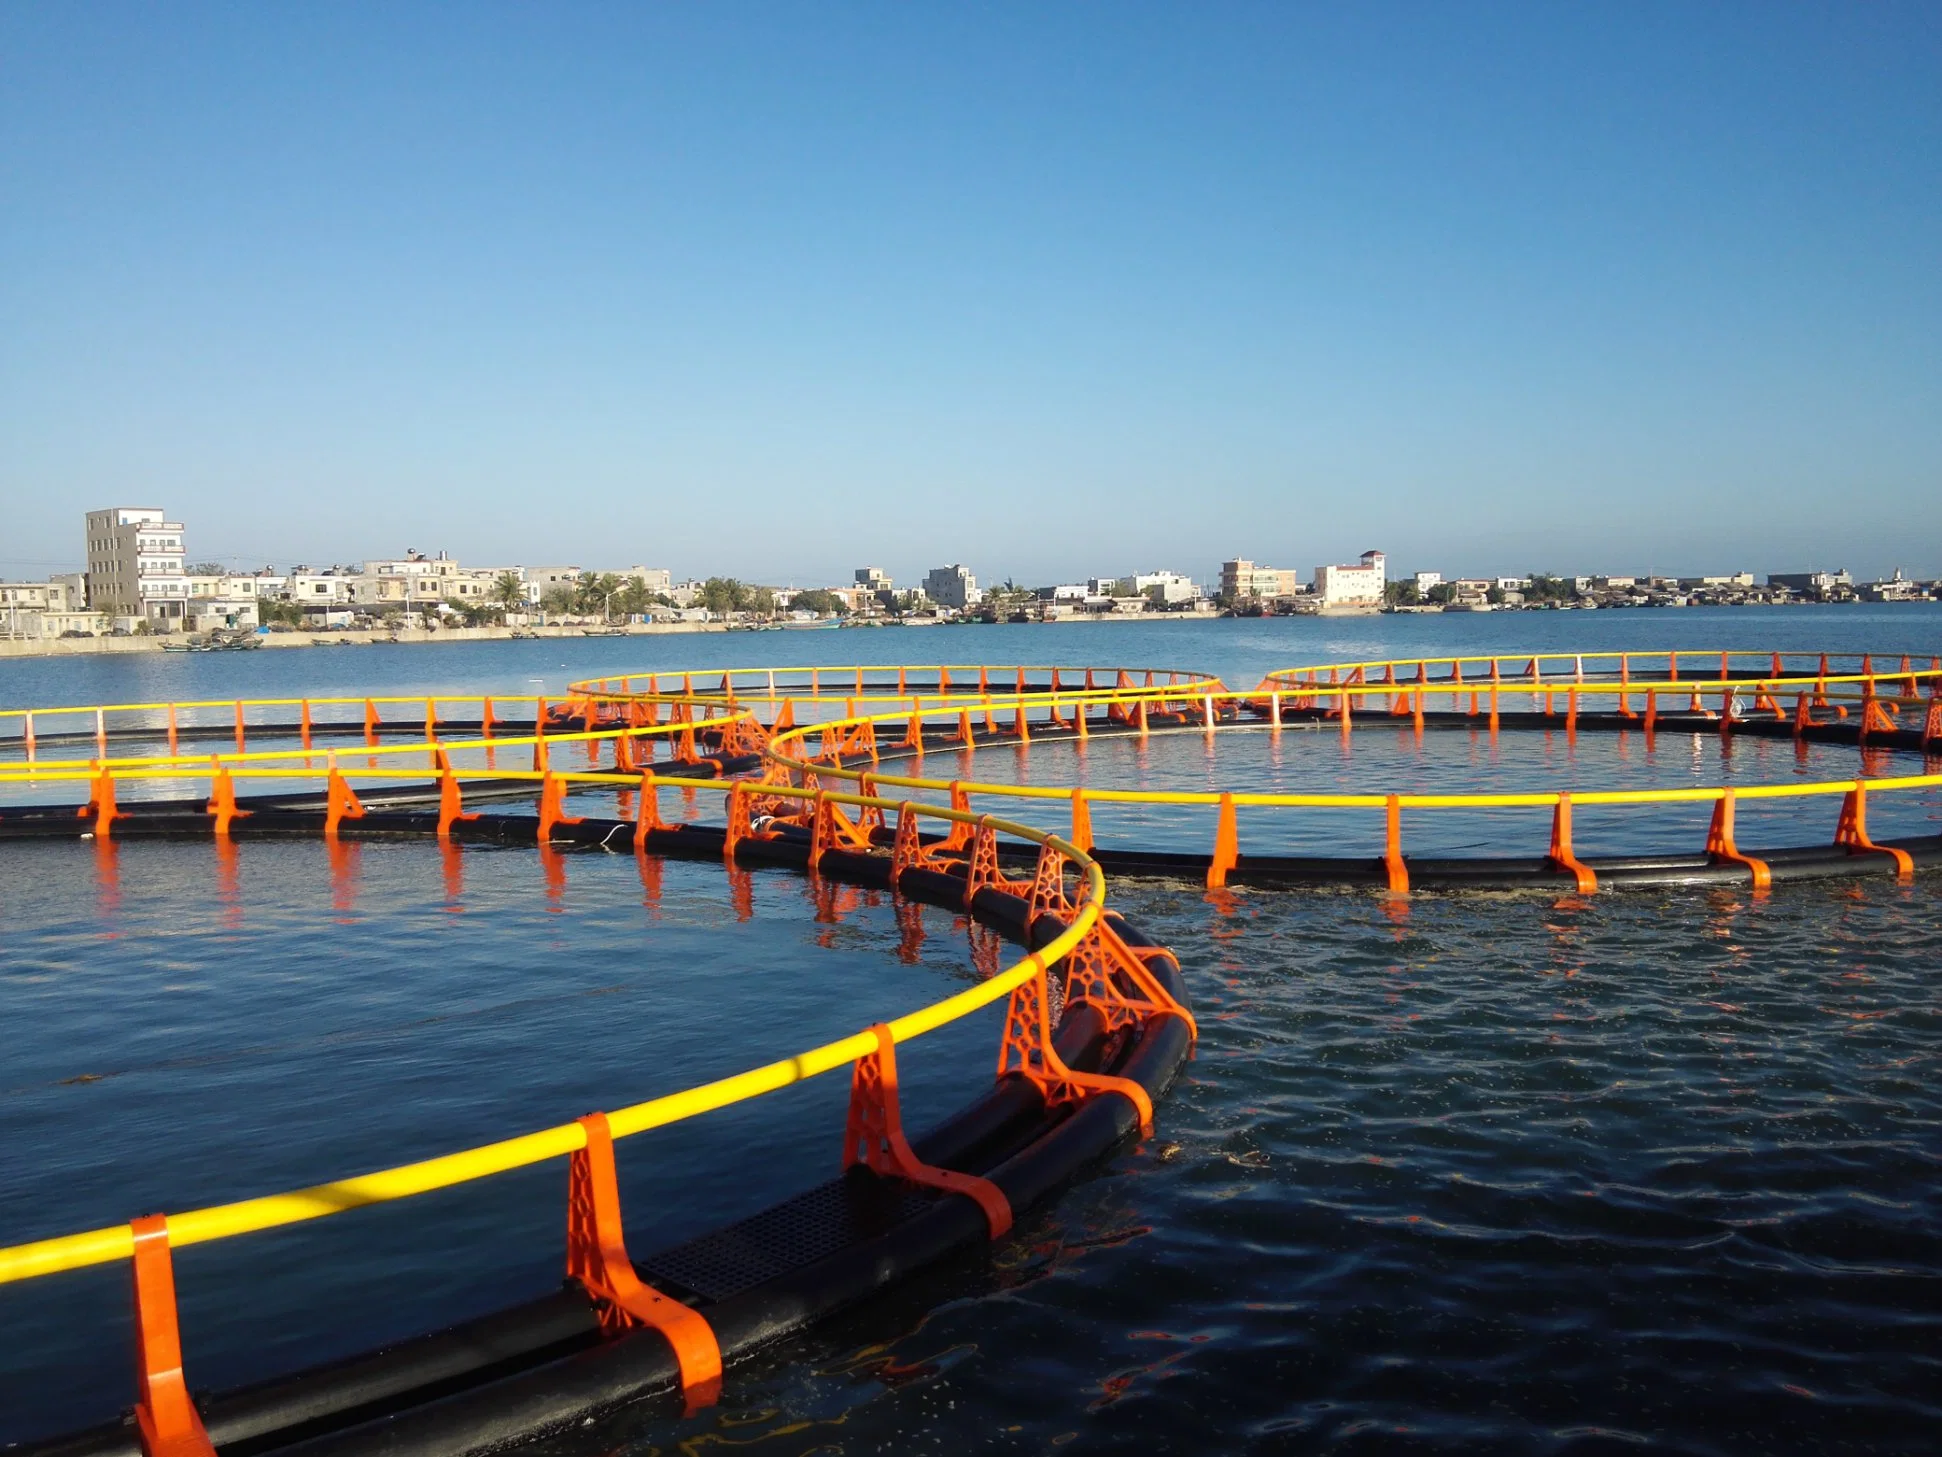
[537, 774, 583, 843]
[1070, 788, 1093, 854]
[997, 960, 1154, 1136]
[1643, 689, 1657, 742]
[363, 699, 380, 747]
[846, 1024, 1012, 1238]
[233, 701, 246, 753]
[1833, 784, 1914, 879]
[167, 704, 178, 755]
[1383, 794, 1408, 895]
[206, 770, 245, 839]
[129, 1215, 217, 1457]
[80, 768, 119, 839]
[436, 771, 478, 842]
[632, 772, 667, 849]
[566, 1112, 722, 1409]
[1546, 794, 1597, 893]
[298, 700, 312, 750]
[323, 771, 365, 841]
[1705, 790, 1770, 891]
[1207, 793, 1238, 889]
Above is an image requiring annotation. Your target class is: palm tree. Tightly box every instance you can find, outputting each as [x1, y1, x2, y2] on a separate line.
[491, 571, 527, 616]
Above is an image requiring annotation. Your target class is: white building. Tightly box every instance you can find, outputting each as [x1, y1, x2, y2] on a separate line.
[84, 507, 190, 623]
[1115, 570, 1199, 605]
[1314, 549, 1387, 609]
[923, 564, 981, 610]
[1412, 571, 1443, 594]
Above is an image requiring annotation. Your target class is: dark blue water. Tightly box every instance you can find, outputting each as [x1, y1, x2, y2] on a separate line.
[3, 608, 1940, 1452]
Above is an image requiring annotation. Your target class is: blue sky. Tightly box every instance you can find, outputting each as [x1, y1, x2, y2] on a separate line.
[3, 3, 1937, 587]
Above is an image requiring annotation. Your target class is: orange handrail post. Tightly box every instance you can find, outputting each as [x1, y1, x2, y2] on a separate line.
[363, 699, 380, 747]
[206, 769, 245, 839]
[566, 1112, 723, 1409]
[1070, 788, 1093, 853]
[233, 700, 246, 754]
[166, 704, 179, 756]
[299, 700, 312, 750]
[1382, 795, 1408, 895]
[129, 1215, 217, 1457]
[1546, 794, 1597, 893]
[1206, 793, 1238, 889]
[1833, 783, 1914, 879]
[1704, 790, 1771, 891]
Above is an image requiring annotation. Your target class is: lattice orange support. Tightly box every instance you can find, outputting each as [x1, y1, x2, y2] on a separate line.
[363, 698, 380, 747]
[129, 1215, 216, 1457]
[633, 772, 667, 849]
[899, 711, 925, 758]
[1382, 794, 1408, 895]
[1705, 790, 1771, 891]
[956, 710, 975, 747]
[673, 724, 700, 764]
[854, 775, 887, 841]
[1833, 784, 1914, 879]
[1546, 793, 1597, 893]
[1923, 689, 1942, 752]
[233, 700, 246, 753]
[537, 773, 584, 843]
[1134, 697, 1150, 740]
[1643, 689, 1658, 739]
[80, 768, 119, 839]
[1024, 843, 1073, 922]
[1207, 793, 1238, 889]
[1066, 918, 1197, 1040]
[206, 770, 246, 839]
[845, 1025, 1012, 1237]
[1069, 788, 1093, 854]
[1014, 704, 1031, 742]
[962, 818, 1033, 908]
[566, 1112, 722, 1408]
[889, 802, 946, 888]
[997, 960, 1154, 1136]
[323, 770, 364, 841]
[808, 793, 875, 876]
[1859, 691, 1899, 742]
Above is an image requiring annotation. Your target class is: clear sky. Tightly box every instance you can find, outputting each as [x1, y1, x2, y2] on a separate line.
[3, 3, 1938, 588]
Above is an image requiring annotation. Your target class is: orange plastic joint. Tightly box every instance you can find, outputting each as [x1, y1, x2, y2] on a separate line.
[1833, 784, 1914, 879]
[1382, 794, 1409, 895]
[322, 771, 365, 841]
[130, 1215, 216, 1457]
[998, 960, 1155, 1136]
[1546, 793, 1598, 893]
[845, 1025, 1012, 1239]
[536, 773, 585, 843]
[81, 768, 120, 838]
[1206, 793, 1238, 889]
[566, 1112, 723, 1408]
[206, 770, 248, 839]
[1705, 791, 1771, 891]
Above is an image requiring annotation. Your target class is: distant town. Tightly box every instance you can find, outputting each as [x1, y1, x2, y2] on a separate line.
[1, 508, 1936, 650]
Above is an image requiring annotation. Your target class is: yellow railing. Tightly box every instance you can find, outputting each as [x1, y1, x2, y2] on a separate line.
[0, 775, 1104, 1288]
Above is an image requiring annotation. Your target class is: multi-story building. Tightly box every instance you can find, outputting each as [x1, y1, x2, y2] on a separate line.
[924, 564, 981, 610]
[1677, 572, 1756, 591]
[1767, 570, 1851, 595]
[855, 567, 893, 593]
[1314, 550, 1387, 610]
[619, 567, 673, 596]
[1219, 559, 1303, 600]
[83, 507, 189, 622]
[1412, 571, 1444, 594]
[1115, 570, 1199, 605]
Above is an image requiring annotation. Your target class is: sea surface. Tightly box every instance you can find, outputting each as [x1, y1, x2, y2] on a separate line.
[2, 608, 1939, 1452]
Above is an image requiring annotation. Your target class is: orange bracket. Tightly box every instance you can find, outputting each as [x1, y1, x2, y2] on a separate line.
[80, 768, 119, 838]
[1382, 794, 1409, 895]
[537, 773, 584, 843]
[1859, 693, 1899, 742]
[998, 960, 1155, 1136]
[1705, 790, 1771, 891]
[206, 770, 249, 839]
[363, 698, 380, 747]
[807, 793, 875, 875]
[1206, 793, 1238, 889]
[1069, 789, 1094, 854]
[845, 1025, 1012, 1239]
[566, 1112, 723, 1408]
[322, 770, 365, 841]
[1833, 784, 1914, 879]
[1924, 690, 1942, 752]
[962, 819, 1034, 908]
[633, 772, 668, 849]
[130, 1214, 216, 1457]
[1062, 921, 1198, 1042]
[1546, 793, 1598, 893]
[436, 771, 479, 841]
